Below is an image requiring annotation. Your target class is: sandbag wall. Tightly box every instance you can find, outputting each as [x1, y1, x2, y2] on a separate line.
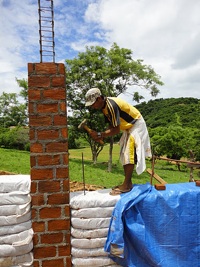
[0, 175, 33, 267]
[70, 189, 121, 267]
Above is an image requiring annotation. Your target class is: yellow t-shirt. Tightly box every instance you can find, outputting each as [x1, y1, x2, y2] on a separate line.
[102, 97, 141, 130]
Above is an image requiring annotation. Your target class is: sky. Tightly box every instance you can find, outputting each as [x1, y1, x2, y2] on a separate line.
[0, 0, 200, 105]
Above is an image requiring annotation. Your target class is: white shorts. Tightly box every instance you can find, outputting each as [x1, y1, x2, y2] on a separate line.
[119, 116, 152, 175]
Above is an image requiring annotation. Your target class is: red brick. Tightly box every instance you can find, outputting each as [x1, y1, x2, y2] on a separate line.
[33, 260, 39, 267]
[53, 115, 67, 126]
[43, 259, 64, 267]
[38, 180, 61, 193]
[62, 153, 69, 165]
[41, 232, 63, 244]
[35, 63, 57, 74]
[29, 115, 52, 126]
[37, 154, 60, 166]
[48, 193, 69, 205]
[56, 167, 69, 179]
[29, 129, 35, 140]
[65, 232, 71, 244]
[43, 89, 66, 100]
[52, 76, 65, 87]
[155, 184, 166, 190]
[31, 168, 53, 180]
[28, 102, 35, 114]
[48, 219, 70, 231]
[58, 244, 71, 256]
[30, 156, 36, 167]
[31, 181, 37, 193]
[30, 143, 43, 153]
[32, 221, 45, 232]
[31, 209, 37, 220]
[31, 194, 44, 206]
[66, 256, 72, 267]
[37, 103, 58, 113]
[33, 233, 39, 246]
[29, 76, 50, 88]
[60, 101, 67, 112]
[34, 246, 56, 259]
[61, 128, 68, 139]
[64, 205, 70, 217]
[37, 129, 59, 140]
[46, 142, 68, 153]
[40, 207, 61, 219]
[28, 63, 34, 74]
[58, 64, 66, 75]
[28, 89, 41, 100]
[63, 180, 70, 191]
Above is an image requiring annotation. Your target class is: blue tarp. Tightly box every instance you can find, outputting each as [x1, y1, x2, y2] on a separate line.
[105, 182, 200, 267]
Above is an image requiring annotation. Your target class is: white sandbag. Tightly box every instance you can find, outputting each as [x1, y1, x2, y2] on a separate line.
[0, 192, 31, 205]
[0, 202, 31, 216]
[72, 256, 116, 266]
[0, 240, 33, 257]
[0, 209, 31, 226]
[0, 221, 32, 236]
[71, 217, 111, 230]
[0, 229, 33, 245]
[0, 175, 31, 193]
[0, 252, 33, 267]
[71, 237, 106, 249]
[71, 206, 114, 218]
[71, 227, 108, 239]
[71, 247, 107, 257]
[70, 189, 120, 209]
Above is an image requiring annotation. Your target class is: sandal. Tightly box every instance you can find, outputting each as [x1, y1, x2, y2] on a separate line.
[109, 187, 132, 196]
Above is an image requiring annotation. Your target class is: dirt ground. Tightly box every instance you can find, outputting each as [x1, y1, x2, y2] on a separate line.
[0, 170, 104, 192]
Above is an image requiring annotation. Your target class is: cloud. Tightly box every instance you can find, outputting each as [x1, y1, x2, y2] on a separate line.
[83, 0, 200, 100]
[0, 0, 38, 94]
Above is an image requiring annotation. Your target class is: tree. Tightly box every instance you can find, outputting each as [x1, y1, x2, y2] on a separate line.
[66, 43, 163, 168]
[0, 92, 27, 127]
[150, 126, 197, 160]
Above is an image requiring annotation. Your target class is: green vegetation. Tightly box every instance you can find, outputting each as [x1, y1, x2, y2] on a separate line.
[0, 146, 199, 189]
[135, 97, 200, 129]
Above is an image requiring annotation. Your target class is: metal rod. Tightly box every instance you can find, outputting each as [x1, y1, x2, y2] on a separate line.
[82, 153, 86, 195]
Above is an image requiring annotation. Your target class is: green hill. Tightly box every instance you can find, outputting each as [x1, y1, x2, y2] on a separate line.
[135, 97, 200, 129]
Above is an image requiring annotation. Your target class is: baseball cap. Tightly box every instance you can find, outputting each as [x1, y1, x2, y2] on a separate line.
[85, 88, 101, 106]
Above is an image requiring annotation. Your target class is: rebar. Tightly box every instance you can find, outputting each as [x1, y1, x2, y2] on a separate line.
[38, 0, 55, 62]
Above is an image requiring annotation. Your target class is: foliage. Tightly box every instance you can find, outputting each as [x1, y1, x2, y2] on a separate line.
[150, 126, 197, 160]
[136, 97, 200, 160]
[135, 97, 200, 129]
[0, 127, 29, 151]
[0, 92, 27, 127]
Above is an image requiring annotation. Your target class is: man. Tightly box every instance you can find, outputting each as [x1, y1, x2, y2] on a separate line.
[85, 88, 152, 195]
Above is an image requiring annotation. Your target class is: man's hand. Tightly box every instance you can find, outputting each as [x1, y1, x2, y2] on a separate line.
[90, 130, 103, 144]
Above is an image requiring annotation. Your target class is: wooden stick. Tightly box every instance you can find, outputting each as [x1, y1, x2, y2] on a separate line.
[147, 168, 167, 184]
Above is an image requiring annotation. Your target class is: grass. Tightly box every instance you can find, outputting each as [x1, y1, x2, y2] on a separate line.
[0, 146, 199, 189]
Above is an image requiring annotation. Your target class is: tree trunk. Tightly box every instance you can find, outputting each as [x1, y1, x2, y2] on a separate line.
[92, 151, 97, 164]
[107, 137, 113, 172]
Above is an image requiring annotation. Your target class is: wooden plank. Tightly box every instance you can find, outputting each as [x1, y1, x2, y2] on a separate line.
[156, 156, 200, 166]
[147, 168, 167, 184]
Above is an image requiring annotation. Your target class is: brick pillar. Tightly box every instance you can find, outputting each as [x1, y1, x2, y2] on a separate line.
[28, 63, 71, 267]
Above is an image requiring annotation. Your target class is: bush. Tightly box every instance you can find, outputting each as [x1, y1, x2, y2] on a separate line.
[0, 127, 29, 150]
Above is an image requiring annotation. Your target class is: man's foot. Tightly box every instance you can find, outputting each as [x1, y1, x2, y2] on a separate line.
[109, 186, 132, 196]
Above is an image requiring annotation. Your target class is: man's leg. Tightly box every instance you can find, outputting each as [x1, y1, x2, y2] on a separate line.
[122, 164, 134, 190]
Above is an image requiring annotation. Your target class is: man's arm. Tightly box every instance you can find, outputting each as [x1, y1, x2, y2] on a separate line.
[90, 125, 120, 142]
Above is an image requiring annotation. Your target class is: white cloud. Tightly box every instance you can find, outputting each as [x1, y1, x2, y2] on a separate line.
[84, 0, 200, 100]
